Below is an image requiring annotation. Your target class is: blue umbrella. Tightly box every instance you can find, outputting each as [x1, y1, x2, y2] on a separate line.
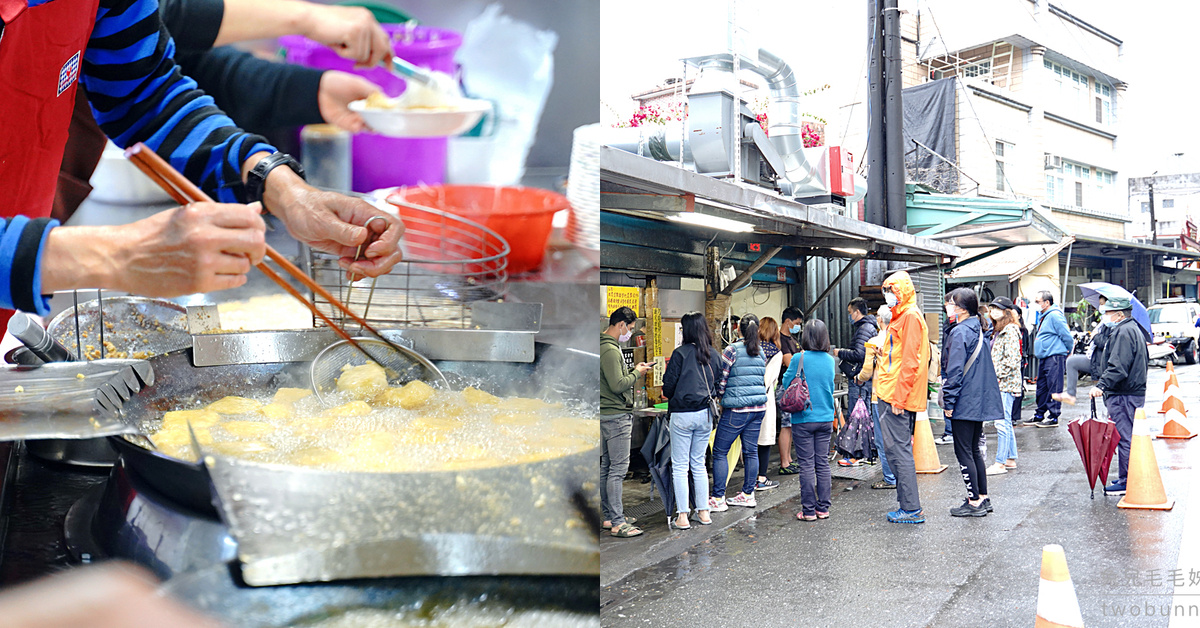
[1078, 282, 1152, 342]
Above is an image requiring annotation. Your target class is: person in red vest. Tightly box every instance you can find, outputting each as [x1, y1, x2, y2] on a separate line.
[0, 0, 403, 328]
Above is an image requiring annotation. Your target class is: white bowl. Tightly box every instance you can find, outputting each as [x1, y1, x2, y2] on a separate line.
[349, 99, 491, 138]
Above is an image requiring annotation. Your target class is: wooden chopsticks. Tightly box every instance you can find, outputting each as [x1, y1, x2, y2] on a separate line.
[122, 142, 401, 358]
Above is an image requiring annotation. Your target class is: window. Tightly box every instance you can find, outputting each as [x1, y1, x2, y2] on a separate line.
[1094, 81, 1113, 125]
[1045, 160, 1117, 211]
[996, 161, 1006, 191]
[963, 60, 991, 78]
[1044, 59, 1097, 120]
[1142, 202, 1150, 213]
[1164, 199, 1175, 209]
[995, 141, 1005, 158]
[1075, 182, 1084, 206]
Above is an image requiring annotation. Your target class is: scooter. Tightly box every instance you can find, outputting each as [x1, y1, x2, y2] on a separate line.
[1148, 339, 1176, 368]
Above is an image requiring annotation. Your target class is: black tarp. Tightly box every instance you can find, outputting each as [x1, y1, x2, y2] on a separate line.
[903, 78, 958, 193]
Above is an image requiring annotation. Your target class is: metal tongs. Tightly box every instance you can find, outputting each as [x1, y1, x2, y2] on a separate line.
[0, 359, 153, 441]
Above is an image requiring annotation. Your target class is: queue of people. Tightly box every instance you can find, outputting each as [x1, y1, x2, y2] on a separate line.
[601, 271, 1152, 535]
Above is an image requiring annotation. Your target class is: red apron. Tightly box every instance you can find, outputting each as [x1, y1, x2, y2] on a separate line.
[0, 0, 100, 329]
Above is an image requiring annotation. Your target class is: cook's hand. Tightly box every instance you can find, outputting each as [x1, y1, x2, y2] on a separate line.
[1090, 387, 1104, 399]
[0, 562, 225, 628]
[42, 203, 267, 296]
[260, 168, 403, 278]
[318, 71, 379, 133]
[302, 5, 391, 67]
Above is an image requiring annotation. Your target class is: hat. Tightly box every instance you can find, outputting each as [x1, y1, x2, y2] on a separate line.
[1100, 296, 1132, 312]
[990, 296, 1016, 310]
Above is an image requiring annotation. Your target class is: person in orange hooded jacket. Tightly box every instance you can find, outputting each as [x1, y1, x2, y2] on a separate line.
[873, 271, 930, 524]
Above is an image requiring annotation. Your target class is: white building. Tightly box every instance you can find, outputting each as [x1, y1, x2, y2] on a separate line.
[1127, 173, 1200, 246]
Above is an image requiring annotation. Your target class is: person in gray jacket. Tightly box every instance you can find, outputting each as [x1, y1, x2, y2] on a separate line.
[600, 306, 652, 538]
[1089, 297, 1149, 497]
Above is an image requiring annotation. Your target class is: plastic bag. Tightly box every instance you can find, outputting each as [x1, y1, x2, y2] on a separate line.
[836, 398, 876, 460]
[449, 4, 558, 184]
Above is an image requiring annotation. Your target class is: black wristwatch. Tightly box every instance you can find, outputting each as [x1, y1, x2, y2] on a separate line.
[245, 152, 305, 205]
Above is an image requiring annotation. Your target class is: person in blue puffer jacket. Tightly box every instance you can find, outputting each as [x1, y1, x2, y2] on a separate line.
[710, 314, 768, 512]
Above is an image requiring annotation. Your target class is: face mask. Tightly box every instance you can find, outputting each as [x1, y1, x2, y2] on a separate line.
[849, 313, 856, 323]
[790, 325, 801, 335]
[990, 309, 1005, 321]
[945, 305, 957, 319]
[619, 329, 633, 342]
[884, 292, 898, 308]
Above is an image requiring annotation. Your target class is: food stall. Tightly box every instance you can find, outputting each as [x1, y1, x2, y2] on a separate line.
[0, 4, 600, 625]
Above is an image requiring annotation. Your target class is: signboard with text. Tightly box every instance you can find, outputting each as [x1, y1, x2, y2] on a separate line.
[605, 286, 640, 316]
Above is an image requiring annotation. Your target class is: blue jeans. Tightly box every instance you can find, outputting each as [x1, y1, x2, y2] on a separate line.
[995, 391, 1019, 465]
[791, 421, 833, 515]
[669, 410, 711, 515]
[711, 408, 764, 498]
[871, 401, 895, 484]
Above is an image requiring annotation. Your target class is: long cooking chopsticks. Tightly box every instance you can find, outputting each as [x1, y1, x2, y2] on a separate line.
[122, 143, 402, 359]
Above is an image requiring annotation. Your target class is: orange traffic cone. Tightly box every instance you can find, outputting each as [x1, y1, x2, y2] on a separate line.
[1034, 544, 1085, 628]
[915, 409, 948, 474]
[1157, 395, 1197, 440]
[1117, 409, 1175, 510]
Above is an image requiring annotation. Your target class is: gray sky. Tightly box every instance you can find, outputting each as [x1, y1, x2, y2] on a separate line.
[600, 0, 1200, 189]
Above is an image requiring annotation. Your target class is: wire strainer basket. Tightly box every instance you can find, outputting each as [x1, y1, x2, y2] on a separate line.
[308, 198, 509, 329]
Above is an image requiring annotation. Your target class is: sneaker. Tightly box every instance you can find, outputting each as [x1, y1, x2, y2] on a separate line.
[887, 509, 926, 524]
[985, 462, 1008, 476]
[755, 479, 780, 491]
[778, 462, 801, 475]
[950, 499, 988, 517]
[934, 435, 953, 445]
[863, 458, 879, 466]
[981, 497, 994, 513]
[871, 480, 897, 490]
[837, 458, 862, 467]
[1104, 482, 1127, 496]
[1036, 418, 1059, 428]
[726, 492, 757, 508]
[1022, 417, 1044, 426]
[708, 496, 729, 512]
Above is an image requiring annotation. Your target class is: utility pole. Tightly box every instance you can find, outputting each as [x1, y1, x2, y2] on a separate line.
[883, 0, 905, 233]
[1149, 172, 1158, 246]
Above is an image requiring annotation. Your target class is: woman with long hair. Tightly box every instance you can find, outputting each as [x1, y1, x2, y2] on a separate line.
[941, 288, 1004, 517]
[755, 317, 783, 491]
[987, 297, 1022, 475]
[662, 312, 723, 529]
[780, 319, 837, 521]
[709, 314, 769, 511]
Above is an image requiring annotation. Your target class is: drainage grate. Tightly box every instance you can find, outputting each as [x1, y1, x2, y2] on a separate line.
[831, 464, 883, 481]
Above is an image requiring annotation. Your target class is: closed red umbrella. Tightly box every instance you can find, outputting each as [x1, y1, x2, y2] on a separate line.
[1067, 399, 1121, 498]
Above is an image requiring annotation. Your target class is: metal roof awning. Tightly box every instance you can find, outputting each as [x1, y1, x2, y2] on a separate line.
[600, 148, 961, 264]
[906, 184, 1066, 248]
[949, 237, 1073, 284]
[1071, 234, 1200, 261]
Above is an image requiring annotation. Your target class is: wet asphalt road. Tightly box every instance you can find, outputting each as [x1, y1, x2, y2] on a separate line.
[601, 364, 1200, 627]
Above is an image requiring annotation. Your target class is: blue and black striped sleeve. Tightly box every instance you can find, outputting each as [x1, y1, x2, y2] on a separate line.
[0, 218, 58, 315]
[81, 0, 276, 203]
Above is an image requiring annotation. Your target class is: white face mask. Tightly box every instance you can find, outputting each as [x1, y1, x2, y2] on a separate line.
[945, 305, 957, 319]
[990, 309, 1005, 321]
[618, 326, 632, 342]
[884, 292, 898, 307]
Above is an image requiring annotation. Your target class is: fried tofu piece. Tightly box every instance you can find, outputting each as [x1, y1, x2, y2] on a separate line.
[322, 400, 374, 418]
[549, 417, 600, 440]
[272, 388, 312, 405]
[462, 386, 500, 406]
[499, 397, 562, 412]
[336, 363, 388, 400]
[492, 412, 541, 427]
[209, 440, 274, 458]
[375, 380, 436, 410]
[207, 396, 262, 415]
[221, 420, 275, 439]
[257, 403, 292, 420]
[349, 431, 398, 456]
[161, 409, 221, 431]
[290, 447, 342, 467]
[411, 416, 462, 432]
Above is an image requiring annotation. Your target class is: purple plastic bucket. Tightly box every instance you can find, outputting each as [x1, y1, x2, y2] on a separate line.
[280, 26, 463, 192]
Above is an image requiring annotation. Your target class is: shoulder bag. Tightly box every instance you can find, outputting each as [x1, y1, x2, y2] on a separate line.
[693, 350, 721, 430]
[779, 350, 812, 413]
